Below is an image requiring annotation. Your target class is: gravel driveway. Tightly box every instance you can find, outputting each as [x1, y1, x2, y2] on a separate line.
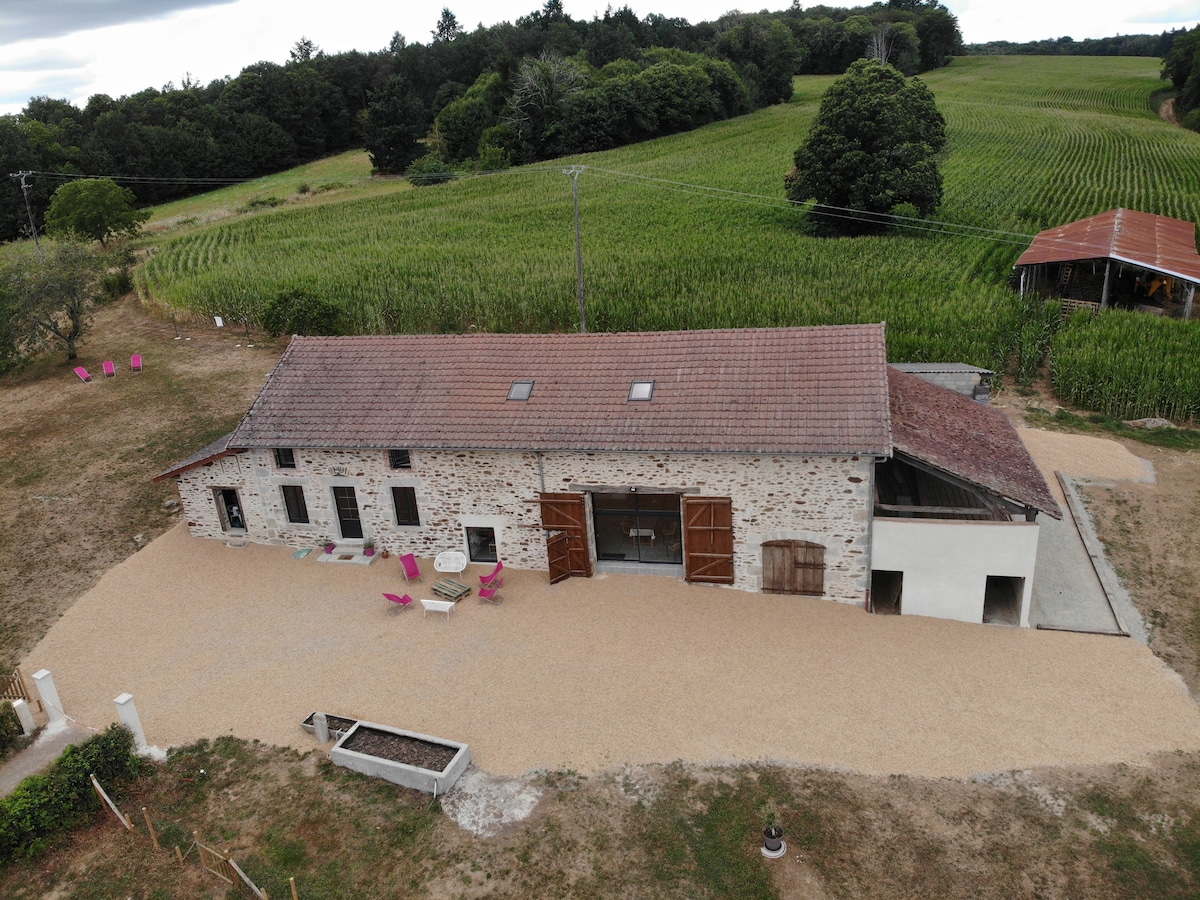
[26, 520, 1200, 779]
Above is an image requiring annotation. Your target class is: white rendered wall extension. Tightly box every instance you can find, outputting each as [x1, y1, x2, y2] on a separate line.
[870, 518, 1041, 626]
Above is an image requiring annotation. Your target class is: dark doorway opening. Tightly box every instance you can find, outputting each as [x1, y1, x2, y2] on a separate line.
[592, 492, 682, 564]
[983, 575, 1023, 625]
[332, 486, 363, 539]
[216, 488, 245, 532]
[871, 569, 903, 614]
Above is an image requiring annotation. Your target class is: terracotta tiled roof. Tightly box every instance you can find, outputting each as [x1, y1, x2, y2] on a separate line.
[226, 326, 892, 456]
[154, 432, 241, 481]
[887, 367, 1061, 518]
[1015, 208, 1200, 283]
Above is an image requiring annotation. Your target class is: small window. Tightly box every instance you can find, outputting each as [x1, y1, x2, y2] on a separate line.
[392, 485, 420, 526]
[629, 380, 654, 401]
[507, 380, 534, 400]
[389, 449, 412, 469]
[274, 448, 296, 469]
[281, 485, 309, 523]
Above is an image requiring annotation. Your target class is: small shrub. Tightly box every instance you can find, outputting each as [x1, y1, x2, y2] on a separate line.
[405, 153, 456, 186]
[297, 182, 311, 194]
[260, 288, 342, 336]
[237, 196, 286, 213]
[0, 701, 23, 754]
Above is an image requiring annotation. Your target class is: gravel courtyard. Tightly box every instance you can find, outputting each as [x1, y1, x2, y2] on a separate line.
[27, 518, 1200, 779]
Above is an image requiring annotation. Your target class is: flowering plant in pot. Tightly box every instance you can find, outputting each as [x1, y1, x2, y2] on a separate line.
[363, 538, 375, 557]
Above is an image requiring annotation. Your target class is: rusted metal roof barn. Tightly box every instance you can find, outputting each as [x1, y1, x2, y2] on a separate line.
[1014, 208, 1200, 319]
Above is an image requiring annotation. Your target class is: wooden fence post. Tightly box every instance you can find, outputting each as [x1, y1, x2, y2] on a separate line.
[175, 845, 185, 866]
[290, 875, 299, 899]
[142, 807, 160, 850]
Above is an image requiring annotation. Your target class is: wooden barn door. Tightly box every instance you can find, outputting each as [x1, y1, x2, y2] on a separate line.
[761, 540, 825, 595]
[682, 497, 734, 584]
[536, 492, 592, 580]
[546, 532, 571, 584]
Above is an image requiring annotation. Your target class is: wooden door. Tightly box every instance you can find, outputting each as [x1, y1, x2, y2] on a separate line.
[762, 540, 825, 595]
[546, 532, 571, 584]
[682, 496, 734, 584]
[536, 492, 592, 578]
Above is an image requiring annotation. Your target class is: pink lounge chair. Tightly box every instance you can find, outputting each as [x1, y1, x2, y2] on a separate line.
[73, 366, 92, 383]
[102, 360, 116, 378]
[478, 578, 503, 605]
[399, 553, 422, 584]
[130, 354, 142, 373]
[480, 560, 503, 589]
[383, 592, 415, 613]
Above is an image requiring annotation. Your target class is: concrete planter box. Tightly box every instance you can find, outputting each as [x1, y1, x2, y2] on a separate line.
[300, 712, 356, 741]
[331, 721, 470, 795]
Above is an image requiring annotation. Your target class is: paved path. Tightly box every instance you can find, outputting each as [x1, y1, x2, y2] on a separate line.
[0, 720, 94, 796]
[1029, 490, 1123, 635]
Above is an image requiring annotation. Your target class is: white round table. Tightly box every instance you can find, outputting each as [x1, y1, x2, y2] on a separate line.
[434, 550, 467, 575]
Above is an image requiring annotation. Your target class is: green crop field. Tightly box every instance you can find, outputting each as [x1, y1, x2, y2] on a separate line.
[136, 56, 1200, 419]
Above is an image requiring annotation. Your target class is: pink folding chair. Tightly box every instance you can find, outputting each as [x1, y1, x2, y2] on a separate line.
[130, 354, 142, 373]
[480, 560, 503, 589]
[399, 553, 422, 584]
[73, 366, 93, 383]
[102, 360, 116, 378]
[383, 592, 415, 613]
[478, 578, 503, 605]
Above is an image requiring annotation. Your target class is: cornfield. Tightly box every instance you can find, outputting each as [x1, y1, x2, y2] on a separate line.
[136, 56, 1200, 416]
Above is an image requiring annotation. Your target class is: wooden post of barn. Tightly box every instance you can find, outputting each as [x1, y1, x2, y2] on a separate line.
[1100, 260, 1112, 308]
[142, 807, 160, 850]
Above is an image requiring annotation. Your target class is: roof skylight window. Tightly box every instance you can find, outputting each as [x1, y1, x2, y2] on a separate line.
[507, 380, 534, 400]
[628, 380, 655, 401]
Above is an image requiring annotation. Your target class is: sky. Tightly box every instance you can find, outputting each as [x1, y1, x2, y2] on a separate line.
[1, 0, 1198, 116]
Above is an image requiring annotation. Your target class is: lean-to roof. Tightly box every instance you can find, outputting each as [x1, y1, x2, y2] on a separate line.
[1015, 208, 1200, 284]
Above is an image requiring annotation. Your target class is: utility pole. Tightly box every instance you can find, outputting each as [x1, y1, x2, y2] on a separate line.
[564, 165, 586, 333]
[10, 171, 40, 248]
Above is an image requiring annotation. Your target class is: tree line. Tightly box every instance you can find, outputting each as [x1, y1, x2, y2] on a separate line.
[0, 0, 963, 242]
[1161, 25, 1200, 131]
[964, 32, 1178, 59]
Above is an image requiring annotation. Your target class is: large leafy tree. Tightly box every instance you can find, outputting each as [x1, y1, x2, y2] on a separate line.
[5, 240, 105, 360]
[44, 178, 149, 246]
[785, 58, 946, 235]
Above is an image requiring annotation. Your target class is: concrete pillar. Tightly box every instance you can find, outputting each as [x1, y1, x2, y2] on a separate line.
[113, 693, 148, 751]
[32, 669, 64, 724]
[313, 711, 330, 743]
[11, 698, 35, 735]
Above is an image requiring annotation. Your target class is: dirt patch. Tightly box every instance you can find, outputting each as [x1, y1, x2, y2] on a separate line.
[340, 726, 459, 771]
[1161, 96, 1179, 125]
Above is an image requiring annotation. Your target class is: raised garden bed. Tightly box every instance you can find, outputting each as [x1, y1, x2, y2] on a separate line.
[331, 721, 470, 794]
[301, 712, 357, 741]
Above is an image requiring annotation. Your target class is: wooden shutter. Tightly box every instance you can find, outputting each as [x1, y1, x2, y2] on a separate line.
[761, 540, 825, 595]
[796, 541, 825, 595]
[536, 492, 592, 578]
[682, 496, 734, 584]
[546, 532, 571, 584]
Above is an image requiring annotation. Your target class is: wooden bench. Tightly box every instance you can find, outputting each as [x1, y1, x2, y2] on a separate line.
[431, 579, 471, 602]
[421, 598, 456, 621]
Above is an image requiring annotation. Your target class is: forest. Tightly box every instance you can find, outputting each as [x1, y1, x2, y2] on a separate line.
[0, 0, 962, 243]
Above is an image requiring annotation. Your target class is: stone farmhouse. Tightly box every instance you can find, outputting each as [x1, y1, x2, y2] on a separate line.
[157, 325, 1060, 626]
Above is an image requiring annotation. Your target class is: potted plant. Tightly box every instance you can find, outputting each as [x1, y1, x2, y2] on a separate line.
[761, 802, 786, 859]
[363, 538, 375, 557]
[324, 541, 336, 554]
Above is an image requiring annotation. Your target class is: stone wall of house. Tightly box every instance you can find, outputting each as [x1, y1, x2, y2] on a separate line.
[170, 447, 873, 604]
